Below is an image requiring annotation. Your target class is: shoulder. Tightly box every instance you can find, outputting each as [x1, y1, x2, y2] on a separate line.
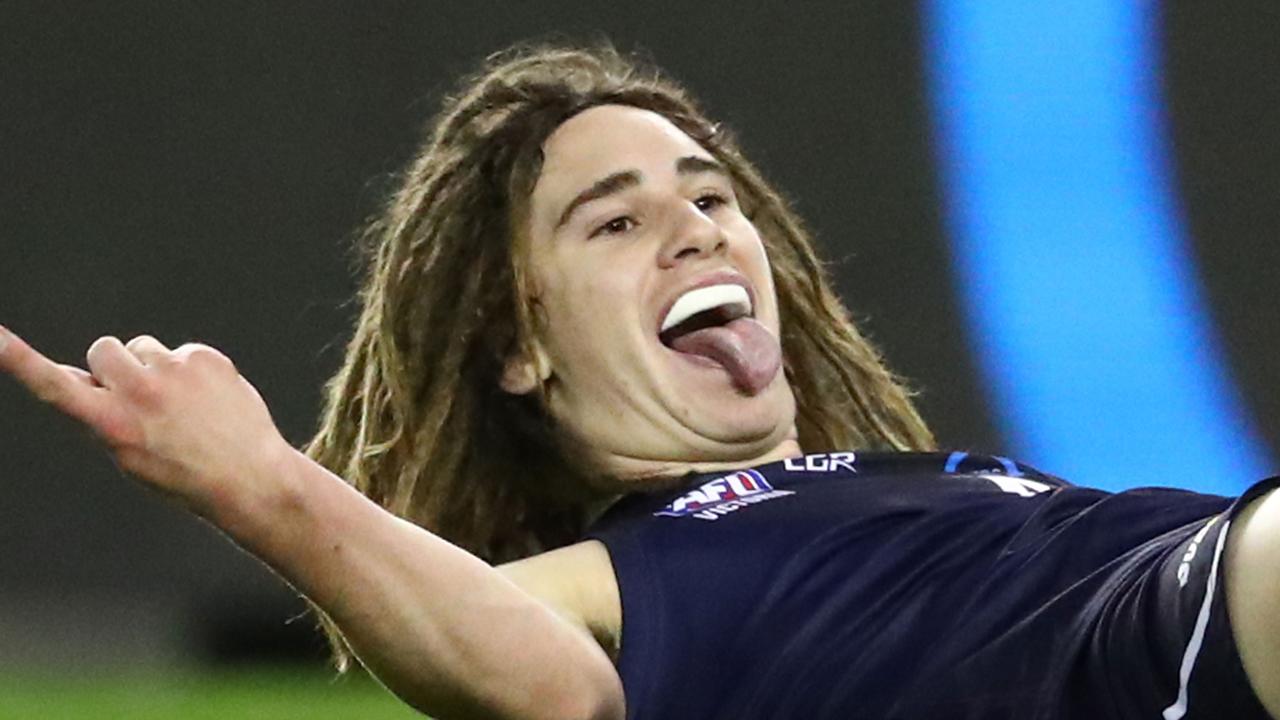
[498, 540, 622, 661]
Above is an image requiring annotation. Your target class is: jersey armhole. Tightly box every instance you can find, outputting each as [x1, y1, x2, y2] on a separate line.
[585, 525, 667, 716]
[1156, 475, 1280, 720]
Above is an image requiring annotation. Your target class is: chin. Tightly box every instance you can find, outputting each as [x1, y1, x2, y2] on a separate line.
[682, 380, 796, 453]
[561, 361, 798, 483]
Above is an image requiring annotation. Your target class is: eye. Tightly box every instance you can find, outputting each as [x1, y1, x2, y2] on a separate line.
[693, 192, 729, 213]
[591, 215, 636, 238]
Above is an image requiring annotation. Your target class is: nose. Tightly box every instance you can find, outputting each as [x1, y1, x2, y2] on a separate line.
[658, 200, 727, 268]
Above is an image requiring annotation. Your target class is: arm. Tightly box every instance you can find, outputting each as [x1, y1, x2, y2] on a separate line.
[498, 540, 623, 664]
[244, 448, 624, 720]
[1224, 487, 1280, 717]
[0, 327, 624, 720]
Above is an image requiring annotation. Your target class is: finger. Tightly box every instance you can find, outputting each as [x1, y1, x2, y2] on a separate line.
[125, 335, 172, 365]
[0, 325, 109, 424]
[85, 335, 148, 393]
[58, 363, 104, 388]
[174, 342, 237, 377]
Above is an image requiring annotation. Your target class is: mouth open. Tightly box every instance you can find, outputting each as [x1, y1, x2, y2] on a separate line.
[659, 284, 752, 348]
[657, 283, 781, 395]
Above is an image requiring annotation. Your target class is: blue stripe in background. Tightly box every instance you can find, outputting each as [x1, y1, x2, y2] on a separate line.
[923, 1, 1272, 493]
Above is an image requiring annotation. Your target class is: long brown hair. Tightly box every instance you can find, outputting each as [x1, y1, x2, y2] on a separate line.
[305, 41, 934, 669]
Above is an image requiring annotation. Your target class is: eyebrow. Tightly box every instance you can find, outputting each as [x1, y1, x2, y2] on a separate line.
[554, 155, 729, 230]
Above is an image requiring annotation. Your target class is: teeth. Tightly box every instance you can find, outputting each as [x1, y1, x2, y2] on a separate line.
[661, 284, 751, 332]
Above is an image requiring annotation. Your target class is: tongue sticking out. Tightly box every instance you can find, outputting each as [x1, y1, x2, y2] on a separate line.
[668, 317, 782, 395]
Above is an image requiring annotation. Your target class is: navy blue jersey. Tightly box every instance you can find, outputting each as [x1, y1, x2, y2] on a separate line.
[584, 451, 1276, 719]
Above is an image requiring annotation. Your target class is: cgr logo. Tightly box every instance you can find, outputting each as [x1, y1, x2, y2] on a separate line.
[654, 469, 791, 520]
[783, 452, 856, 473]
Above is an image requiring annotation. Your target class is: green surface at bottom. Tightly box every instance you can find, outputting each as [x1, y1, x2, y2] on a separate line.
[0, 667, 423, 719]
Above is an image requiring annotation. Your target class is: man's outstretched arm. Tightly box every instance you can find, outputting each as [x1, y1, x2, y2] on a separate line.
[0, 327, 624, 720]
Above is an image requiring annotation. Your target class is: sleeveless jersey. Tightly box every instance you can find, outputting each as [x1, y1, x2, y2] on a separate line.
[584, 451, 1275, 719]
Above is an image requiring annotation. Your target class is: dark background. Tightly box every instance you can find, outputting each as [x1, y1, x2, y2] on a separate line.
[0, 1, 1276, 668]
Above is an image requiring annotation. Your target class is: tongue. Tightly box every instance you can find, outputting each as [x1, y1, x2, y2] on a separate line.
[669, 317, 782, 395]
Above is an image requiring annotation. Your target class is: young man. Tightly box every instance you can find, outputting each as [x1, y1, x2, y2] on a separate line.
[2, 44, 1278, 719]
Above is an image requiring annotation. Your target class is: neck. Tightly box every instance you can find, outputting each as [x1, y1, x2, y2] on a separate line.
[674, 435, 805, 476]
[600, 427, 804, 484]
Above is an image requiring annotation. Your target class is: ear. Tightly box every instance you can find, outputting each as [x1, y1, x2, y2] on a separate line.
[499, 341, 552, 395]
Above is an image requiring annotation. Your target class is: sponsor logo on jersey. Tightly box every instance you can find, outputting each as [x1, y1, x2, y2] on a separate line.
[980, 474, 1052, 497]
[1176, 516, 1220, 588]
[654, 469, 794, 521]
[782, 451, 857, 473]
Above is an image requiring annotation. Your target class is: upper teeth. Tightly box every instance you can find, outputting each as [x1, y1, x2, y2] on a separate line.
[661, 284, 752, 332]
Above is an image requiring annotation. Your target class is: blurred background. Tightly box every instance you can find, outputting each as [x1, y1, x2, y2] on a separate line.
[0, 0, 1276, 715]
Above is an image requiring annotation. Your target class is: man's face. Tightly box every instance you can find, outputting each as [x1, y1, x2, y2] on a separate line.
[511, 104, 798, 481]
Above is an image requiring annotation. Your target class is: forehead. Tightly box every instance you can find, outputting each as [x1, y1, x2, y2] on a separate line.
[529, 105, 711, 225]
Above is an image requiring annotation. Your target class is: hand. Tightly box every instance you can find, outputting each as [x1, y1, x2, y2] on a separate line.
[0, 326, 294, 521]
